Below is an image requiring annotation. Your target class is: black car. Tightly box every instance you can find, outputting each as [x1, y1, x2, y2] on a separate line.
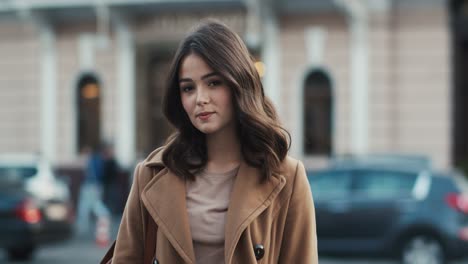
[0, 154, 73, 261]
[308, 155, 468, 264]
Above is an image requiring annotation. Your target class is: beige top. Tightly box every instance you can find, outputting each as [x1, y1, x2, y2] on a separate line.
[186, 166, 239, 264]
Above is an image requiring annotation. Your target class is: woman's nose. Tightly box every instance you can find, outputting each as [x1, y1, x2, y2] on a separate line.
[196, 87, 210, 105]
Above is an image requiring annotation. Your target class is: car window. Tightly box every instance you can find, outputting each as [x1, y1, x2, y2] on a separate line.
[307, 170, 352, 200]
[0, 166, 38, 183]
[430, 176, 459, 196]
[352, 170, 417, 198]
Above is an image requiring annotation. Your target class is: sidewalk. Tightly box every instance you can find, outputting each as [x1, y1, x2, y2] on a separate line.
[74, 215, 122, 243]
[0, 216, 122, 264]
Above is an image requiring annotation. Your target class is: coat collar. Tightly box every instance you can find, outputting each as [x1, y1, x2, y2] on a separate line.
[140, 148, 286, 264]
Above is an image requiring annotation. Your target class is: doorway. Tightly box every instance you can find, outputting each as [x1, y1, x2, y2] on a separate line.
[77, 73, 101, 153]
[136, 46, 175, 156]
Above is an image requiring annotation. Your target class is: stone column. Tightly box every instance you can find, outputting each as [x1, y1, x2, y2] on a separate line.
[335, 0, 370, 155]
[39, 21, 57, 163]
[115, 16, 136, 168]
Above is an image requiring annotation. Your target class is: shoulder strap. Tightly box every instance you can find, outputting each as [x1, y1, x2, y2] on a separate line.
[101, 241, 115, 264]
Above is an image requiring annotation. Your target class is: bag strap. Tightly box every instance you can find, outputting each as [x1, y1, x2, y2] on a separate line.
[101, 241, 115, 264]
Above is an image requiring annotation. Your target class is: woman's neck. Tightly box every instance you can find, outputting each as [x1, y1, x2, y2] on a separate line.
[205, 128, 241, 173]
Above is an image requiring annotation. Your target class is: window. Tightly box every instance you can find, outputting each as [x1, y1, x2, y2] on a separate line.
[77, 74, 101, 153]
[353, 170, 417, 198]
[0, 166, 38, 183]
[303, 70, 332, 155]
[308, 170, 352, 200]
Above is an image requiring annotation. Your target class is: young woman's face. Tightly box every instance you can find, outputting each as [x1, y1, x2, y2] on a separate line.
[179, 53, 235, 135]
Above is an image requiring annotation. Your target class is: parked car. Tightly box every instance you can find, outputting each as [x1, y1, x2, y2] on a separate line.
[0, 154, 73, 261]
[307, 155, 468, 264]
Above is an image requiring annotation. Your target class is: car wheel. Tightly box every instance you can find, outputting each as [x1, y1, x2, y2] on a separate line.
[401, 235, 445, 264]
[7, 246, 36, 261]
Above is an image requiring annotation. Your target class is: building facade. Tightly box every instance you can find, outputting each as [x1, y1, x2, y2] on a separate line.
[0, 0, 463, 171]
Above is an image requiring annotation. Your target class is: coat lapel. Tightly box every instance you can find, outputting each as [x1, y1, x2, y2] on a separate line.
[224, 161, 286, 264]
[140, 166, 196, 264]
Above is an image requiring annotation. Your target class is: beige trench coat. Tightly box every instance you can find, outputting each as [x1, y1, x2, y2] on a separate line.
[112, 147, 318, 263]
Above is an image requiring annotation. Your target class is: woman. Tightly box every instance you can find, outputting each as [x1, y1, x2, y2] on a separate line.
[112, 19, 318, 263]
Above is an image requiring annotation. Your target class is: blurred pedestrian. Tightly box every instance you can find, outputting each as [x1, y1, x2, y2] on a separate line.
[101, 143, 119, 215]
[106, 19, 318, 263]
[76, 144, 110, 235]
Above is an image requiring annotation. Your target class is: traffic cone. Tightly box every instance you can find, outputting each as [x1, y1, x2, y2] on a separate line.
[96, 216, 110, 248]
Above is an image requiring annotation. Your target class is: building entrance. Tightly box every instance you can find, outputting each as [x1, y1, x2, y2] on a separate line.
[136, 46, 175, 156]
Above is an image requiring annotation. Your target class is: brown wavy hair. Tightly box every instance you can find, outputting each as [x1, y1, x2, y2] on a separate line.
[162, 19, 290, 181]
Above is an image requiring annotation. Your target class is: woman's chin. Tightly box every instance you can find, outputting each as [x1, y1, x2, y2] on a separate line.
[195, 125, 218, 135]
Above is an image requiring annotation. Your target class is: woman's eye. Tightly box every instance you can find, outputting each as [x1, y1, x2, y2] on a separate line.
[208, 80, 222, 87]
[181, 86, 194, 92]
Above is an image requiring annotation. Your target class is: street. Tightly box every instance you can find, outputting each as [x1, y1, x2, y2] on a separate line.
[1, 242, 467, 264]
[0, 239, 397, 264]
[0, 224, 396, 264]
[0, 236, 109, 264]
[0, 218, 466, 264]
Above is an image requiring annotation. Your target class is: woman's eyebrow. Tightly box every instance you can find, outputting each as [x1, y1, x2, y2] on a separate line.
[201, 72, 219, 80]
[179, 72, 219, 83]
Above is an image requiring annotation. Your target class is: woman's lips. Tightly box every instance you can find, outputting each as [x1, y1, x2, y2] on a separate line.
[197, 112, 214, 121]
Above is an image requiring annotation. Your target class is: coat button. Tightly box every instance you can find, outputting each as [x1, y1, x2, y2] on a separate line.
[153, 258, 158, 264]
[254, 244, 264, 260]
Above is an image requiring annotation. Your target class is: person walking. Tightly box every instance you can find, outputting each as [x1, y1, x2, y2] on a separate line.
[76, 145, 111, 237]
[101, 143, 119, 215]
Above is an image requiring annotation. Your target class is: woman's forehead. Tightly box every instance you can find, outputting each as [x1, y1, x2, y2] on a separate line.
[178, 53, 216, 81]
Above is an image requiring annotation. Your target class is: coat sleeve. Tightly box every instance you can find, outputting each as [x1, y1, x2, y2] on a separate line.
[112, 162, 146, 264]
[278, 160, 318, 263]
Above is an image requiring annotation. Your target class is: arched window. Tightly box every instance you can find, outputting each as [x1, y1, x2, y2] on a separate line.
[304, 69, 332, 155]
[77, 73, 101, 153]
